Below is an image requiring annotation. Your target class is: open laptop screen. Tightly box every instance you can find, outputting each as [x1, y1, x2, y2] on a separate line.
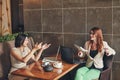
[42, 46, 60, 62]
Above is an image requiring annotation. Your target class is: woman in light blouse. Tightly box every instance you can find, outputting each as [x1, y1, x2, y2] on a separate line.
[9, 34, 51, 80]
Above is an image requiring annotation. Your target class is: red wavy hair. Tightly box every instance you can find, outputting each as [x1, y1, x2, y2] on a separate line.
[90, 27, 103, 52]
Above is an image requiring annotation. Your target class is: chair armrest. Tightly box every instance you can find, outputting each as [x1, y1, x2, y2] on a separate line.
[99, 68, 111, 80]
[101, 68, 111, 74]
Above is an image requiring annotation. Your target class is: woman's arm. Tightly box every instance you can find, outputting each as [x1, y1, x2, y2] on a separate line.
[104, 41, 116, 56]
[77, 41, 89, 58]
[11, 48, 37, 63]
[34, 43, 51, 61]
[11, 42, 43, 63]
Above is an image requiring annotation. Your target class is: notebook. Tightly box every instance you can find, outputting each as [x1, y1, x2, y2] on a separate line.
[42, 46, 60, 62]
[60, 46, 81, 64]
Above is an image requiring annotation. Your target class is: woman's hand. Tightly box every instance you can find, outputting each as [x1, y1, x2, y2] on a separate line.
[34, 42, 43, 50]
[41, 43, 51, 50]
[33, 43, 51, 61]
[33, 42, 51, 52]
[104, 48, 109, 56]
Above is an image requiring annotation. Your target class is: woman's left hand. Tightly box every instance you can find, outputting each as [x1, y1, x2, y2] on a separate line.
[34, 42, 43, 50]
[104, 48, 109, 56]
[41, 43, 51, 50]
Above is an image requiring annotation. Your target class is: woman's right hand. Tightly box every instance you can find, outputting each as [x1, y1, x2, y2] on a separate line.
[78, 51, 83, 57]
[34, 42, 43, 50]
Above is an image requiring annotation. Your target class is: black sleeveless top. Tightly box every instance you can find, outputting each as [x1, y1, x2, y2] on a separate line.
[90, 50, 98, 58]
[89, 50, 103, 71]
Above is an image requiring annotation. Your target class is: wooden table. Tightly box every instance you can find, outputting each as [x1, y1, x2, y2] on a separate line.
[12, 60, 79, 80]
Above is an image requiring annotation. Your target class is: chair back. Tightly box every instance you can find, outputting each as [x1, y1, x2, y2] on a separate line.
[103, 54, 113, 70]
[99, 54, 114, 80]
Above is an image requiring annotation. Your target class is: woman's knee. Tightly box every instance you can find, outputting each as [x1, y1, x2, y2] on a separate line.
[83, 69, 100, 80]
[76, 67, 89, 74]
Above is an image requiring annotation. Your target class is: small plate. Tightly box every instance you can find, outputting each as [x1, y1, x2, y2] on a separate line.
[53, 65, 63, 69]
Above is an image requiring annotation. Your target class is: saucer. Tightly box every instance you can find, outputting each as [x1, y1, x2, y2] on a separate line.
[53, 65, 63, 69]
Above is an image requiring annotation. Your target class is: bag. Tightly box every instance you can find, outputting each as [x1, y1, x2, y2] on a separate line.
[60, 46, 80, 64]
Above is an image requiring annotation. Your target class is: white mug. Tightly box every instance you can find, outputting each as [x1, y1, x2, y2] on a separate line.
[78, 52, 83, 57]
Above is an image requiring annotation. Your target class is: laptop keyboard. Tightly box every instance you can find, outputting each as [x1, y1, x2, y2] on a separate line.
[42, 57, 58, 62]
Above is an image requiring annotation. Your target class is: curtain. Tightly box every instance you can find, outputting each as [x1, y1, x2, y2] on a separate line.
[1, 0, 11, 36]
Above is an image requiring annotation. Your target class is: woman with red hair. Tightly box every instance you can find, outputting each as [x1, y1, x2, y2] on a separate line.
[75, 27, 116, 80]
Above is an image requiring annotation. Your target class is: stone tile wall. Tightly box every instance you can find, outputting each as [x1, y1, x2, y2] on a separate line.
[22, 0, 120, 80]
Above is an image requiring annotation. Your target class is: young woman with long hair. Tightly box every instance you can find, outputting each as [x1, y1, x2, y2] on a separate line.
[8, 34, 51, 80]
[75, 27, 116, 80]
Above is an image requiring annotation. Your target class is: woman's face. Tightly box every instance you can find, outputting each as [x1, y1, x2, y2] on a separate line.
[23, 37, 29, 47]
[90, 31, 97, 41]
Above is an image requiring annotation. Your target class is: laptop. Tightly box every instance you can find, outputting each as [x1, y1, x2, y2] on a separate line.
[60, 46, 81, 64]
[42, 46, 60, 62]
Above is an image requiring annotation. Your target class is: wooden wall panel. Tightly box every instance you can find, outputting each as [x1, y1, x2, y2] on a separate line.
[1, 0, 11, 36]
[0, 0, 2, 36]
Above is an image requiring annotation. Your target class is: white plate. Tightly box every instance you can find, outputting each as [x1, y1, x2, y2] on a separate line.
[53, 65, 63, 69]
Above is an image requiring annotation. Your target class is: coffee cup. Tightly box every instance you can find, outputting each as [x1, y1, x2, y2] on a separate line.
[78, 52, 83, 57]
[53, 61, 62, 68]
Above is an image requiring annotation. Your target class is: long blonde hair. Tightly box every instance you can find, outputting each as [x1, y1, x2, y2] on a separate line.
[90, 27, 103, 52]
